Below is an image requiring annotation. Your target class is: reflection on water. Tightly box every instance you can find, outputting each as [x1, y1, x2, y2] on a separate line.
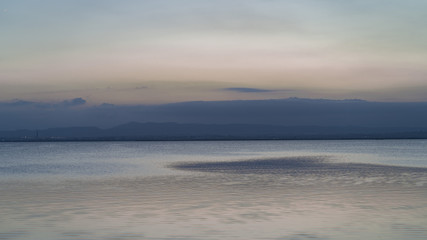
[1, 141, 427, 240]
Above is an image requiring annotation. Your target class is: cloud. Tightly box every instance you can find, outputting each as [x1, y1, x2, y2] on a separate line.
[100, 103, 115, 108]
[0, 98, 87, 109]
[0, 100, 35, 107]
[61, 97, 86, 107]
[0, 99, 52, 109]
[222, 88, 276, 93]
[134, 86, 148, 90]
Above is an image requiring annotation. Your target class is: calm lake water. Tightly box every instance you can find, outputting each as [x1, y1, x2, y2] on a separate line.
[1, 140, 427, 240]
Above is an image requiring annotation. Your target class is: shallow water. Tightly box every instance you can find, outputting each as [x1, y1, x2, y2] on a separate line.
[1, 140, 427, 240]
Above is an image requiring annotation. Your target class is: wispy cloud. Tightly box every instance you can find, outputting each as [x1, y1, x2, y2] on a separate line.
[134, 86, 148, 90]
[221, 87, 295, 94]
[0, 98, 88, 109]
[222, 88, 276, 93]
[1, 100, 35, 107]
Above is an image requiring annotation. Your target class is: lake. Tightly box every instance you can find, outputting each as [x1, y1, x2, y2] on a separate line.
[1, 140, 427, 240]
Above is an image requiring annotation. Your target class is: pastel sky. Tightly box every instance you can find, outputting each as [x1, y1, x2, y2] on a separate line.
[1, 0, 427, 104]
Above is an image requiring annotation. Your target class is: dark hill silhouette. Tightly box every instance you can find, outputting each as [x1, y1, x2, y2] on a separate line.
[2, 97, 427, 140]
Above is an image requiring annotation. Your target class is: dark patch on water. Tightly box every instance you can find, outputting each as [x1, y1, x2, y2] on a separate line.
[169, 156, 427, 175]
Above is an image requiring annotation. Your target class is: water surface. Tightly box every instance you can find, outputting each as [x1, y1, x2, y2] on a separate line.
[1, 140, 426, 239]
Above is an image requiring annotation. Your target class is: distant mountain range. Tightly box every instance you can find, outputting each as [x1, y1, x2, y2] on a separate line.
[2, 97, 427, 140]
[2, 97, 427, 131]
[1, 122, 427, 141]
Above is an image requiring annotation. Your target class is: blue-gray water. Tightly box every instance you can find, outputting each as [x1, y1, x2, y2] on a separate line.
[1, 140, 427, 240]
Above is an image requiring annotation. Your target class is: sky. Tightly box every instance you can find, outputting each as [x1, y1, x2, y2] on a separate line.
[1, 0, 427, 105]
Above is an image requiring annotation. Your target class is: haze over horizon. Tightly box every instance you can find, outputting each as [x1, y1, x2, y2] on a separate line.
[2, 0, 427, 105]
